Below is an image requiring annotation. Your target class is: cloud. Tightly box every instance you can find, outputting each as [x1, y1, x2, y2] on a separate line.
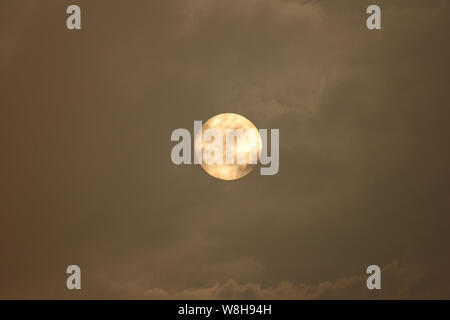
[94, 261, 424, 299]
[178, 0, 324, 33]
[2, 0, 450, 299]
[0, 2, 38, 69]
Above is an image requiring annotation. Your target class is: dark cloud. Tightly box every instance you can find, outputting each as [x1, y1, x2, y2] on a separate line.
[1, 0, 450, 299]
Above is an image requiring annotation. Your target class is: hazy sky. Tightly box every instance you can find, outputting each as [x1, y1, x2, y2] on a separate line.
[1, 0, 450, 299]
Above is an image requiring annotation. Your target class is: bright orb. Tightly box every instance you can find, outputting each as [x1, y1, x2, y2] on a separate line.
[194, 113, 262, 180]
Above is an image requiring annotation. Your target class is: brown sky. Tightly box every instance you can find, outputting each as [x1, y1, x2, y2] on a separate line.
[1, 0, 450, 299]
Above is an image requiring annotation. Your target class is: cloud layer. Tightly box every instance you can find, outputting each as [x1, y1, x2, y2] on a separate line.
[1, 0, 450, 299]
